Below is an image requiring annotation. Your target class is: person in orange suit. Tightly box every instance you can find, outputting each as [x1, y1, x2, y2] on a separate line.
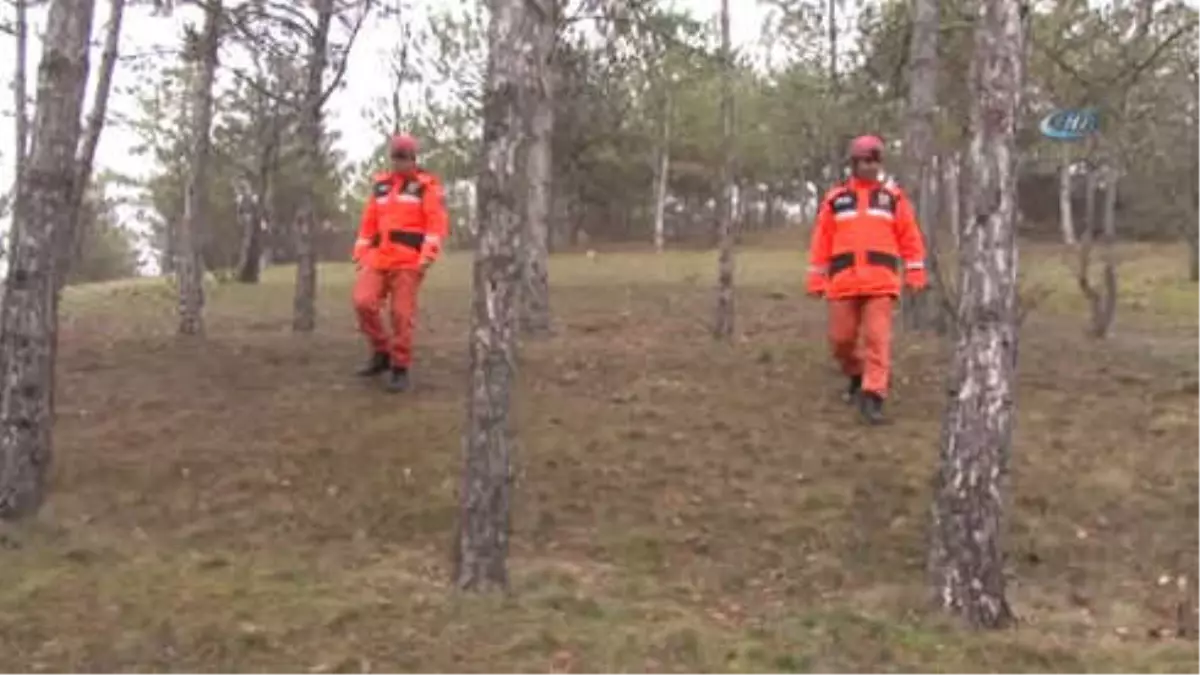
[352, 133, 448, 392]
[806, 135, 927, 424]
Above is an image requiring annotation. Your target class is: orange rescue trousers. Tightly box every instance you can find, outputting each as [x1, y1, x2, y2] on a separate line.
[353, 266, 423, 368]
[828, 295, 894, 397]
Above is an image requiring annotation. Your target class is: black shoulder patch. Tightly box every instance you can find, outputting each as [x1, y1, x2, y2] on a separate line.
[868, 188, 897, 214]
[829, 189, 858, 215]
[373, 179, 393, 198]
[400, 178, 426, 198]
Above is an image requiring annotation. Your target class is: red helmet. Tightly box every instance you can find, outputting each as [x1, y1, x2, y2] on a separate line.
[389, 133, 419, 156]
[848, 135, 884, 160]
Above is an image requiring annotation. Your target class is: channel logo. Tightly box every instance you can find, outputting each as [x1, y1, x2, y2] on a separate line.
[1039, 108, 1100, 141]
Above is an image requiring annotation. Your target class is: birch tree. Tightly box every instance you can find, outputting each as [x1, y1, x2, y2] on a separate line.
[653, 84, 672, 253]
[900, 0, 940, 332]
[232, 50, 291, 283]
[58, 0, 127, 291]
[928, 0, 1026, 629]
[711, 0, 735, 340]
[1077, 163, 1118, 338]
[1185, 64, 1195, 279]
[0, 0, 95, 519]
[177, 0, 221, 336]
[1057, 150, 1076, 245]
[520, 0, 556, 337]
[454, 0, 536, 592]
[11, 0, 30, 219]
[291, 0, 335, 333]
[289, 0, 371, 332]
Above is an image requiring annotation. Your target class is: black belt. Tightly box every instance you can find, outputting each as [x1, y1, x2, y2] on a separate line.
[369, 230, 425, 251]
[828, 251, 900, 277]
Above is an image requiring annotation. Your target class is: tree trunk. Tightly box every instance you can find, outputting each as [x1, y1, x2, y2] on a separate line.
[520, 0, 555, 337]
[1185, 67, 1195, 278]
[946, 153, 961, 248]
[1058, 152, 1076, 245]
[827, 0, 838, 95]
[918, 166, 951, 334]
[712, 0, 735, 341]
[1189, 236, 1199, 282]
[0, 0, 94, 520]
[797, 170, 809, 228]
[237, 66, 281, 284]
[735, 185, 744, 234]
[653, 89, 672, 253]
[235, 184, 262, 283]
[928, 0, 1024, 629]
[12, 0, 30, 205]
[1078, 166, 1119, 338]
[901, 0, 939, 332]
[454, 0, 535, 592]
[177, 0, 220, 336]
[764, 184, 776, 229]
[59, 0, 125, 291]
[292, 0, 334, 333]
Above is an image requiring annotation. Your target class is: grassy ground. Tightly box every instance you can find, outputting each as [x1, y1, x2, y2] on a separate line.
[1, 238, 1196, 672]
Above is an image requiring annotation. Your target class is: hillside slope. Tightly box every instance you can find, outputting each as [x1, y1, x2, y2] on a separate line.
[1, 244, 1196, 672]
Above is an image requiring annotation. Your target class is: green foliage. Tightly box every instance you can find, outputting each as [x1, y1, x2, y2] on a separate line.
[121, 0, 1197, 252]
[69, 176, 142, 285]
[125, 13, 358, 274]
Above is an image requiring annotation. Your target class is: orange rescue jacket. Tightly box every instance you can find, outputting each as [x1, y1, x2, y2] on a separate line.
[353, 168, 449, 270]
[806, 176, 927, 299]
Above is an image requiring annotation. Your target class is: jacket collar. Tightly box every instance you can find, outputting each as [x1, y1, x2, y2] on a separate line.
[848, 174, 882, 191]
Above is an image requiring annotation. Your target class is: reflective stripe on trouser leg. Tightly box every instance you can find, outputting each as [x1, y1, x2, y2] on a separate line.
[353, 266, 389, 354]
[860, 295, 894, 397]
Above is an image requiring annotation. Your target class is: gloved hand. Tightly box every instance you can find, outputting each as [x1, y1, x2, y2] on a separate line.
[806, 274, 826, 299]
[905, 268, 928, 291]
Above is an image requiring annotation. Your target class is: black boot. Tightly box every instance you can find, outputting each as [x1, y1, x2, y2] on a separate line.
[386, 367, 410, 393]
[858, 392, 888, 425]
[356, 351, 390, 377]
[842, 374, 863, 404]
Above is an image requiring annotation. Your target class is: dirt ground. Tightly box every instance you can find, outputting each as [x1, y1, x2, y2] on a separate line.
[0, 238, 1196, 672]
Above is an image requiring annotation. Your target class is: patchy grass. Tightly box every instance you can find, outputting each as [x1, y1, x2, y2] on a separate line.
[2, 241, 1196, 672]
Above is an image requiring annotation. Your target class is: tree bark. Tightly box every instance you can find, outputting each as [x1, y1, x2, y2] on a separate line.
[177, 0, 221, 336]
[1189, 235, 1199, 282]
[822, 0, 843, 174]
[59, 0, 126, 291]
[520, 0, 555, 337]
[946, 152, 961, 248]
[454, 0, 536, 592]
[918, 166, 951, 334]
[928, 0, 1025, 630]
[235, 183, 262, 283]
[12, 0, 30, 206]
[712, 0, 735, 341]
[0, 0, 95, 520]
[653, 88, 672, 253]
[1058, 151, 1076, 245]
[236, 61, 282, 284]
[1185, 75, 1195, 278]
[292, 0, 334, 333]
[901, 0, 939, 332]
[1078, 165, 1119, 338]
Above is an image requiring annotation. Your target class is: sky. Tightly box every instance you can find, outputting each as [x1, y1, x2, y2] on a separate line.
[0, 0, 770, 200]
